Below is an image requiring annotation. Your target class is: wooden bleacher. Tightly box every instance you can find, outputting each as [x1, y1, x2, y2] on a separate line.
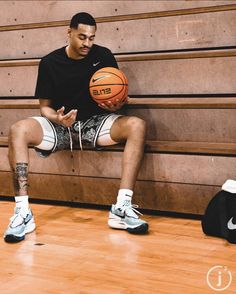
[0, 1, 236, 215]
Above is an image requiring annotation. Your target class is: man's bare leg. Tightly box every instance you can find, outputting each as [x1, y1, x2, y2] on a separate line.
[110, 115, 146, 190]
[108, 116, 148, 233]
[4, 118, 43, 243]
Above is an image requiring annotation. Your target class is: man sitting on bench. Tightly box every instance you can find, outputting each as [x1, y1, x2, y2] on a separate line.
[4, 12, 148, 243]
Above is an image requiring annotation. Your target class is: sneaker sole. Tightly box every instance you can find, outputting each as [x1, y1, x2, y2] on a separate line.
[108, 219, 149, 234]
[4, 234, 25, 243]
[127, 223, 149, 234]
[4, 221, 36, 243]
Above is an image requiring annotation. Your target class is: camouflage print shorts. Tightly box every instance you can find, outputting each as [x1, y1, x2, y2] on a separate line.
[34, 113, 121, 158]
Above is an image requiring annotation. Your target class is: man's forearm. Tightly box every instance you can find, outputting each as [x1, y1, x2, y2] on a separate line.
[40, 105, 59, 124]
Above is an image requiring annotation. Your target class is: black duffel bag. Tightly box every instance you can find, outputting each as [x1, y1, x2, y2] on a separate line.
[202, 180, 236, 244]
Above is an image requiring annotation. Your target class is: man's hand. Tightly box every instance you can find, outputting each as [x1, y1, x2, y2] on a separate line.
[57, 106, 77, 127]
[98, 96, 129, 112]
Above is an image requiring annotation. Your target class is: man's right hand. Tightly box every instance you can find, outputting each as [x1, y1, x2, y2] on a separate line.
[57, 106, 77, 127]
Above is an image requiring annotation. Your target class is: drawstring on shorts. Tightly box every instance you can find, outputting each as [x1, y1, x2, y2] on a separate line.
[68, 121, 83, 153]
[67, 122, 83, 172]
[78, 121, 83, 151]
[68, 127, 73, 153]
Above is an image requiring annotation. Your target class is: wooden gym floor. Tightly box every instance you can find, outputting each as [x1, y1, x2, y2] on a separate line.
[0, 200, 235, 294]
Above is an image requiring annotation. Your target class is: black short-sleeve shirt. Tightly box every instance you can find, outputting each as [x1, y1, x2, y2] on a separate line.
[35, 44, 118, 121]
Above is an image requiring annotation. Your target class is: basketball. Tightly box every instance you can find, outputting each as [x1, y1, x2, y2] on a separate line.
[89, 67, 128, 105]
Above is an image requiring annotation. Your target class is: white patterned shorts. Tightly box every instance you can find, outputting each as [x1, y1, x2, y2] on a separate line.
[32, 113, 122, 157]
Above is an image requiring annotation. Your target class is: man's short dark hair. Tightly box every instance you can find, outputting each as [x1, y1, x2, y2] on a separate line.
[70, 12, 97, 29]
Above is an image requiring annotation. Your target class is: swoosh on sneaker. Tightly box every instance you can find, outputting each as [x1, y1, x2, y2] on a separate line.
[24, 213, 33, 225]
[227, 217, 236, 230]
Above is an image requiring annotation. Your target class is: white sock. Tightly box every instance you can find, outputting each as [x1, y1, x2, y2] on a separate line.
[15, 195, 29, 212]
[115, 189, 133, 208]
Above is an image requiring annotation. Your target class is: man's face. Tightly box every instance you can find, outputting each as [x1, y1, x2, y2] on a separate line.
[68, 24, 96, 59]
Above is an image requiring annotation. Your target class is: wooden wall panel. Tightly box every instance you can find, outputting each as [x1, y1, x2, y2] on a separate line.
[1, 57, 236, 96]
[0, 66, 37, 96]
[0, 171, 220, 214]
[97, 11, 236, 54]
[1, 1, 234, 26]
[126, 108, 236, 143]
[1, 10, 236, 59]
[2, 108, 236, 143]
[119, 57, 236, 95]
[0, 109, 40, 136]
[1, 147, 235, 186]
[0, 27, 68, 60]
[77, 152, 236, 186]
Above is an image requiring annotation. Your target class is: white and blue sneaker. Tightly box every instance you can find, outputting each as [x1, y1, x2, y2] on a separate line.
[108, 204, 149, 234]
[4, 207, 36, 243]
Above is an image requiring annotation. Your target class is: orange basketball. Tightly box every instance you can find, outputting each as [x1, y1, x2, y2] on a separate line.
[89, 67, 128, 105]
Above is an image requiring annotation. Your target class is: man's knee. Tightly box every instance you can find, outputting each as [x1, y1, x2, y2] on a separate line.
[9, 120, 29, 140]
[126, 116, 147, 136]
[111, 116, 146, 142]
[9, 118, 43, 145]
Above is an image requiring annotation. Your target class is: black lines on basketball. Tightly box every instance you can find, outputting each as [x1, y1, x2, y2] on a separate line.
[89, 67, 128, 105]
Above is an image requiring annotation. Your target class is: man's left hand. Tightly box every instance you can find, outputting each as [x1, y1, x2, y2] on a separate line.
[98, 96, 129, 112]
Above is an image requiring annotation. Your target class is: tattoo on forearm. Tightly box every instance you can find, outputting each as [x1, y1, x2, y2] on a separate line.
[13, 163, 28, 195]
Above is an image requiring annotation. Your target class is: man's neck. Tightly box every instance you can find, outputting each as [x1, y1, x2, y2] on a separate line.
[65, 45, 84, 60]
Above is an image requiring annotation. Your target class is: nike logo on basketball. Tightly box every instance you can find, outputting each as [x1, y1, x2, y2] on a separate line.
[92, 75, 110, 83]
[227, 217, 236, 230]
[93, 61, 100, 66]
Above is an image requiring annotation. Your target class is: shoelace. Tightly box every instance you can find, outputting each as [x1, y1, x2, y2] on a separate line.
[9, 207, 27, 226]
[10, 207, 20, 222]
[120, 204, 143, 216]
[68, 121, 83, 152]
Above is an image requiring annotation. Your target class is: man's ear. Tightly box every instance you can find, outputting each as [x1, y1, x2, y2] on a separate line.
[67, 28, 72, 38]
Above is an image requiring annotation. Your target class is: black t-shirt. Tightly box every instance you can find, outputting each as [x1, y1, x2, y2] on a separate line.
[35, 44, 118, 120]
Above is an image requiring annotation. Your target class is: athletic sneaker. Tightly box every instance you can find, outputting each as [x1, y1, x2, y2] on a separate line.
[4, 207, 36, 243]
[108, 204, 149, 234]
